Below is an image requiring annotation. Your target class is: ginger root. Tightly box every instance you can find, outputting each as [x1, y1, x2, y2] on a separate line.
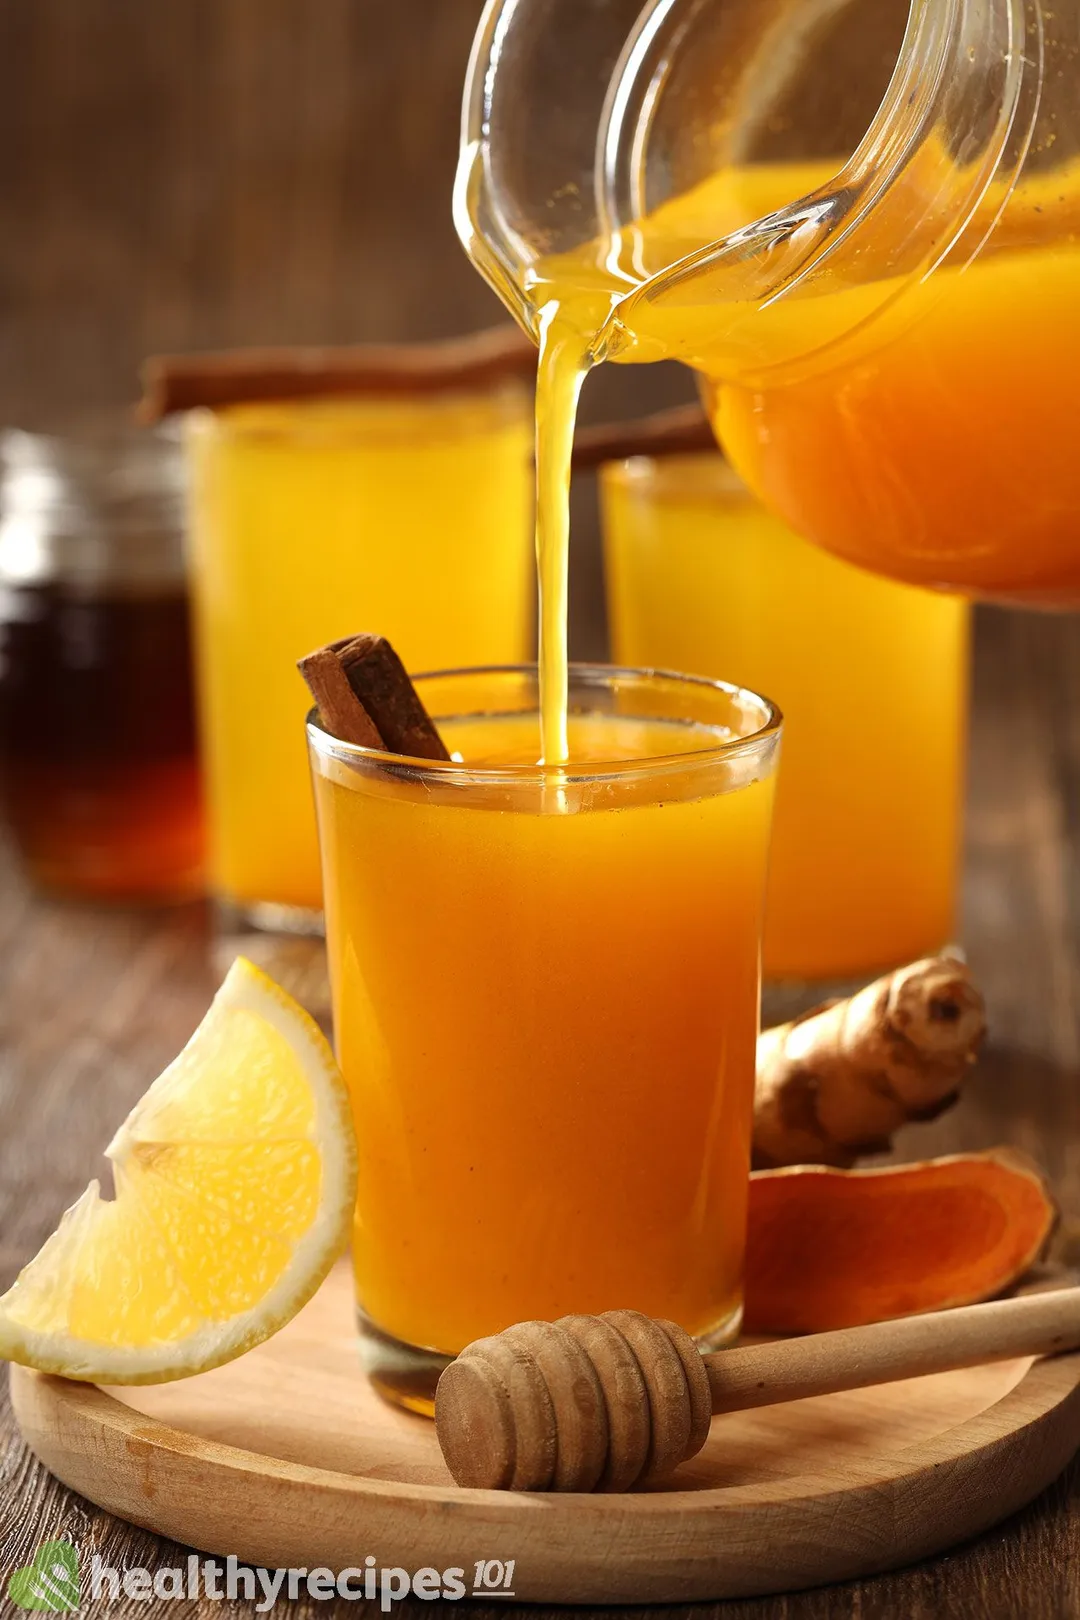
[744, 1149, 1056, 1335]
[754, 954, 986, 1170]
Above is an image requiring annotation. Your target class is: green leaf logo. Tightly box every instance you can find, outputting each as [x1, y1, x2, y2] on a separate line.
[6, 1540, 80, 1612]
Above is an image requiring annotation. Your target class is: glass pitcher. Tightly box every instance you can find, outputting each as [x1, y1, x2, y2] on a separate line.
[457, 0, 1080, 605]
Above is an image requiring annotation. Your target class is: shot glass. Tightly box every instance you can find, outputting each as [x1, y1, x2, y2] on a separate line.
[602, 454, 970, 983]
[308, 664, 780, 1410]
[185, 381, 533, 934]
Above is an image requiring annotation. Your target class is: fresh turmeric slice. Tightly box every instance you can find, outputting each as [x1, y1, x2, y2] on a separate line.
[744, 1149, 1057, 1335]
[754, 955, 986, 1169]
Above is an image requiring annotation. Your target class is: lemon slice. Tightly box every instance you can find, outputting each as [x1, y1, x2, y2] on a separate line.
[0, 958, 357, 1384]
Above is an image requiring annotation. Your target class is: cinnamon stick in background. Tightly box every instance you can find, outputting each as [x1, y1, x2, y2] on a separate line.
[140, 324, 537, 421]
[571, 401, 716, 471]
[299, 634, 450, 762]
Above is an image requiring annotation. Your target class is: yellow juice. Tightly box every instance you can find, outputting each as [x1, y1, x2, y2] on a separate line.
[457, 157, 1080, 783]
[707, 231, 1080, 604]
[186, 387, 533, 916]
[602, 455, 969, 979]
[543, 157, 1080, 601]
[310, 669, 779, 1363]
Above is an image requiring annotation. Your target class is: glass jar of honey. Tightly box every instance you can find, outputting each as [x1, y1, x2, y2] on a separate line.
[0, 423, 204, 901]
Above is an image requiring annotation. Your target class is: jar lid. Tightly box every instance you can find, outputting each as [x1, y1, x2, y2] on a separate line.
[0, 420, 186, 588]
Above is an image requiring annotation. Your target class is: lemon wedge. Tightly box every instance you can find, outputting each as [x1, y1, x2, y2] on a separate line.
[0, 958, 357, 1383]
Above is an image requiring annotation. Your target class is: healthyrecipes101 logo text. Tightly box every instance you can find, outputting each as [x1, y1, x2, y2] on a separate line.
[6, 1540, 517, 1611]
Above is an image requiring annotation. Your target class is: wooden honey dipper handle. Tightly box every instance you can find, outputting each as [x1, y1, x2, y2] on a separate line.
[434, 1288, 1080, 1494]
[704, 1287, 1080, 1413]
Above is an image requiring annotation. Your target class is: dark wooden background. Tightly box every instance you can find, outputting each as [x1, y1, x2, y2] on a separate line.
[2, 4, 1080, 1616]
[0, 0, 501, 418]
[0, 0, 689, 653]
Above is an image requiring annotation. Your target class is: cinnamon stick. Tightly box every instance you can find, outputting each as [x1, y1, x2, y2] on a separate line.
[571, 401, 716, 471]
[139, 324, 537, 421]
[332, 635, 451, 761]
[297, 647, 385, 751]
[299, 634, 450, 762]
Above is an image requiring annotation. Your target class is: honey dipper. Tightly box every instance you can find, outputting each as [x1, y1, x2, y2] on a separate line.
[434, 1288, 1080, 1492]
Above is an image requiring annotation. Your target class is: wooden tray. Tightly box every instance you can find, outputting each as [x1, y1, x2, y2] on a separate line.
[12, 1264, 1080, 1604]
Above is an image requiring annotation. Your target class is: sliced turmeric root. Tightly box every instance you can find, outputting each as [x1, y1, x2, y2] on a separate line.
[744, 1149, 1057, 1335]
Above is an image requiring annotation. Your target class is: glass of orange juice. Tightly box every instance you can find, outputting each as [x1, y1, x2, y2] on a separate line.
[308, 664, 780, 1410]
[602, 454, 970, 983]
[185, 383, 533, 931]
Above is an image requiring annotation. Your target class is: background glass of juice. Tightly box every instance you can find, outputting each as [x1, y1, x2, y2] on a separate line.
[185, 382, 533, 930]
[308, 664, 780, 1411]
[602, 454, 970, 983]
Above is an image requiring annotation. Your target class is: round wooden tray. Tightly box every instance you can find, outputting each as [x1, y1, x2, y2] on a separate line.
[12, 1264, 1080, 1604]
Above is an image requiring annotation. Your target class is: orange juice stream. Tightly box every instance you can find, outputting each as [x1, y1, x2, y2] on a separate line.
[533, 323, 586, 763]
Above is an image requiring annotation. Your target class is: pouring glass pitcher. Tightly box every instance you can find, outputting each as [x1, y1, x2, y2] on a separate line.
[456, 0, 1080, 605]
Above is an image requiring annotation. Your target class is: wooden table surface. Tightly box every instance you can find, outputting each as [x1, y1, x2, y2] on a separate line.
[3, 606, 1080, 1618]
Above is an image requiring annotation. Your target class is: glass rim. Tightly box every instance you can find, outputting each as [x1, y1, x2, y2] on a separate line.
[600, 450, 748, 498]
[306, 661, 782, 786]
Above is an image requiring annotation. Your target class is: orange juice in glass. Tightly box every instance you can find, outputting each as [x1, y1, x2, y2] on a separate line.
[185, 383, 533, 926]
[602, 455, 969, 982]
[308, 665, 780, 1409]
